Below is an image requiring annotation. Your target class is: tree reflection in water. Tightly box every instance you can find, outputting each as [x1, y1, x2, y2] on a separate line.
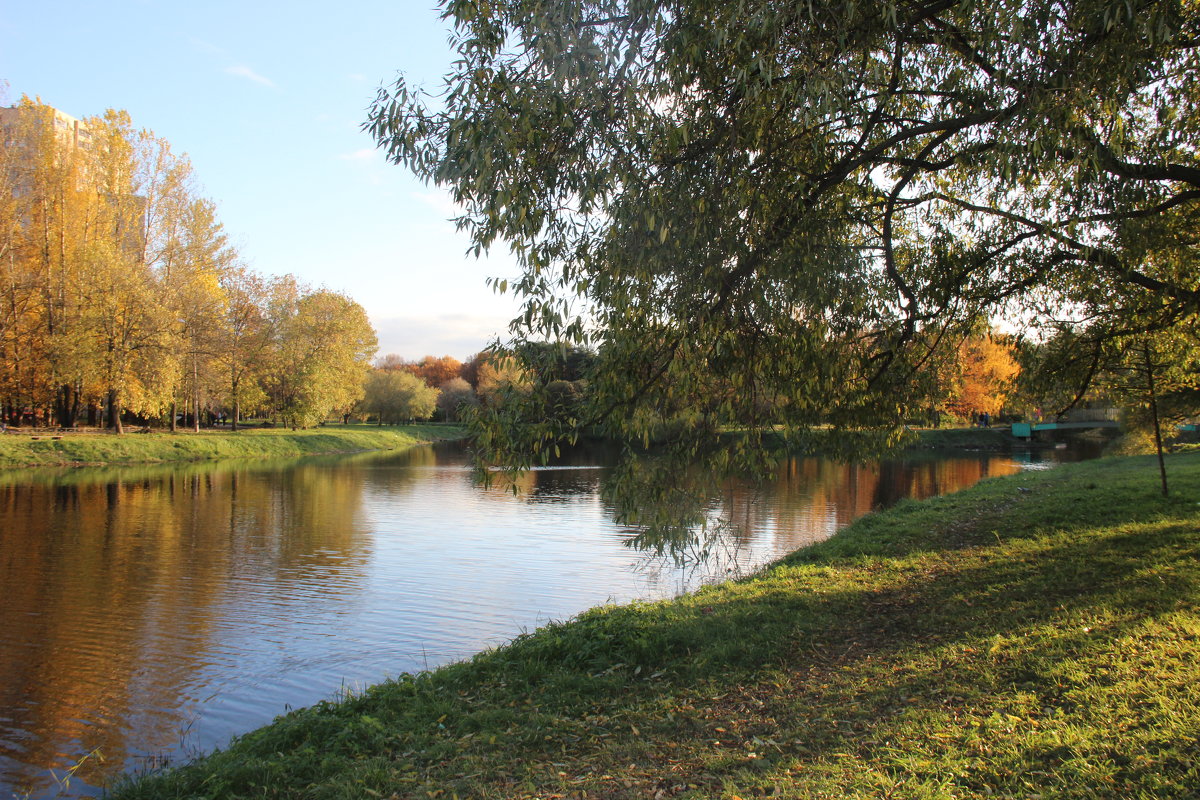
[580, 443, 1065, 573]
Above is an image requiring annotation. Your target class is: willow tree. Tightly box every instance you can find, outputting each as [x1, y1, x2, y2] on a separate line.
[369, 0, 1200, 463]
[364, 369, 440, 424]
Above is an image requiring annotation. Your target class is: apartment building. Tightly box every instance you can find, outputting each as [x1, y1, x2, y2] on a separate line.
[0, 103, 92, 149]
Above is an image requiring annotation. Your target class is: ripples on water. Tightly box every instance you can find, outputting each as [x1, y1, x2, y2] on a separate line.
[0, 442, 1089, 797]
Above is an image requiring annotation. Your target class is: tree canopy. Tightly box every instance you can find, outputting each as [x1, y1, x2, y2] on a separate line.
[364, 369, 440, 424]
[1, 99, 379, 431]
[369, 0, 1200, 461]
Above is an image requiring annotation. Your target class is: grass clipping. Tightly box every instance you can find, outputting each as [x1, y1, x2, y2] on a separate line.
[112, 453, 1200, 799]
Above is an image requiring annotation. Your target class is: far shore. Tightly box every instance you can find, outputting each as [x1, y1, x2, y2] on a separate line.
[0, 423, 467, 469]
[0, 421, 1105, 471]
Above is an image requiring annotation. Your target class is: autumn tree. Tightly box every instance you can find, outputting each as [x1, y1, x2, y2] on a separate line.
[436, 376, 476, 422]
[80, 109, 187, 432]
[370, 0, 1200, 465]
[78, 238, 174, 433]
[1, 98, 390, 435]
[407, 355, 463, 388]
[0, 107, 20, 423]
[166, 198, 233, 431]
[460, 352, 487, 389]
[0, 102, 55, 423]
[941, 332, 1021, 420]
[215, 266, 271, 429]
[0, 99, 95, 426]
[263, 280, 378, 429]
[474, 354, 531, 407]
[375, 353, 408, 371]
[364, 369, 439, 424]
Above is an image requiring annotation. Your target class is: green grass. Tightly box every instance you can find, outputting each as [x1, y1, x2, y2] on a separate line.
[110, 453, 1200, 799]
[907, 425, 1015, 450]
[0, 424, 465, 468]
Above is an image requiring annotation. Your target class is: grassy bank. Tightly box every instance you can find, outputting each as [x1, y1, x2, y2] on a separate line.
[908, 425, 1018, 450]
[0, 424, 465, 468]
[111, 453, 1200, 799]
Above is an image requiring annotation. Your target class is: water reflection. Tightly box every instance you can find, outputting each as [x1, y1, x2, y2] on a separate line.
[0, 454, 387, 797]
[0, 443, 1079, 797]
[594, 450, 1039, 578]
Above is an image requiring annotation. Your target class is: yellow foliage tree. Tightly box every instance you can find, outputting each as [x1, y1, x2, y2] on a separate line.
[942, 333, 1020, 419]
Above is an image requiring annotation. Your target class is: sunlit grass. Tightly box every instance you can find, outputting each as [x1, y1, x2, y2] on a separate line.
[0, 423, 465, 468]
[107, 452, 1200, 799]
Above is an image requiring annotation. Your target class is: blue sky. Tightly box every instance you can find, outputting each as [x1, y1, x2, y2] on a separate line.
[0, 1, 522, 359]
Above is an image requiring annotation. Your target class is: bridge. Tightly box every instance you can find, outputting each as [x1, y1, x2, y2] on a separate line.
[1010, 409, 1122, 439]
[1010, 420, 1121, 439]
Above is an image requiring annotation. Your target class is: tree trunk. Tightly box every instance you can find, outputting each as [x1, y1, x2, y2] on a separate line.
[55, 384, 70, 428]
[1144, 344, 1168, 498]
[69, 381, 81, 428]
[231, 371, 240, 432]
[107, 388, 124, 435]
[170, 399, 178, 432]
[192, 355, 200, 433]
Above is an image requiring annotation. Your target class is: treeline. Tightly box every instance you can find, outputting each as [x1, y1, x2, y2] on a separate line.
[369, 332, 1033, 432]
[0, 98, 376, 432]
[362, 345, 595, 425]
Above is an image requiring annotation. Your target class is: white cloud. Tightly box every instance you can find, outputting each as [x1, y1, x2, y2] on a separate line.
[336, 147, 393, 186]
[338, 148, 378, 162]
[412, 189, 465, 217]
[371, 313, 510, 360]
[225, 65, 275, 87]
[189, 38, 225, 57]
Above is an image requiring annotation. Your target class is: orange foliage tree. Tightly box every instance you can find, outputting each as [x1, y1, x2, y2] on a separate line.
[942, 332, 1020, 419]
[407, 355, 462, 388]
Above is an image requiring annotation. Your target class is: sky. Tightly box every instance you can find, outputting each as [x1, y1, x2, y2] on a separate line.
[0, 1, 524, 360]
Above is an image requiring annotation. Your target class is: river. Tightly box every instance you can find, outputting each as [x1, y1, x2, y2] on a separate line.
[0, 441, 1095, 797]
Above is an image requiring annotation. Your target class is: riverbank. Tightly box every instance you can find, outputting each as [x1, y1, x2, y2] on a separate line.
[110, 452, 1200, 799]
[909, 424, 1015, 450]
[0, 424, 466, 468]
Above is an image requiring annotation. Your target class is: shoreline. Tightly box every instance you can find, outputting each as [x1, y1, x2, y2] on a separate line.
[108, 451, 1200, 799]
[0, 424, 467, 469]
[0, 423, 1042, 471]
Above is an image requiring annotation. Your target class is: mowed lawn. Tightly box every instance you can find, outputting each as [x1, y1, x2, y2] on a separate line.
[0, 424, 464, 468]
